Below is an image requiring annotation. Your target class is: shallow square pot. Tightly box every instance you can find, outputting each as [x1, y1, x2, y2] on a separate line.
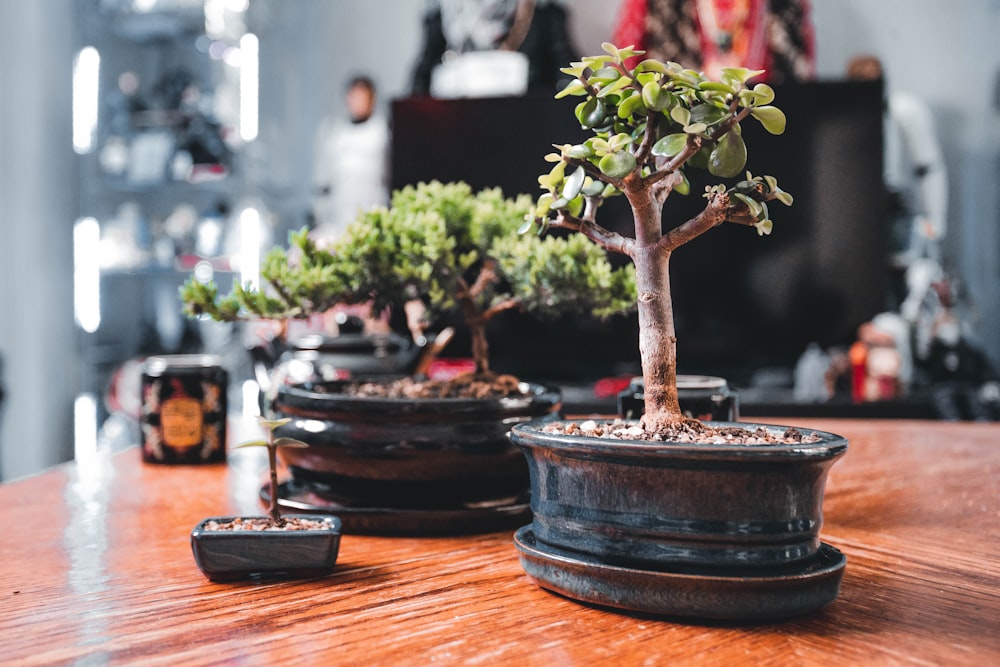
[191, 515, 342, 582]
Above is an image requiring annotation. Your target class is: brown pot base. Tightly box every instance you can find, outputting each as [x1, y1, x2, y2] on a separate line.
[514, 526, 846, 621]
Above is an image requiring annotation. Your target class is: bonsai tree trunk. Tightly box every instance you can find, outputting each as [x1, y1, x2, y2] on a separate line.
[626, 180, 685, 431]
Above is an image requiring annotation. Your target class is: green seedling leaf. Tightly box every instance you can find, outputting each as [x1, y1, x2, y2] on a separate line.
[274, 437, 309, 449]
[234, 439, 270, 449]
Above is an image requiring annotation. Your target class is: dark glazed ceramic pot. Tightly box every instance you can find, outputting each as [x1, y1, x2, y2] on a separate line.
[509, 419, 848, 619]
[266, 379, 561, 534]
[190, 515, 342, 582]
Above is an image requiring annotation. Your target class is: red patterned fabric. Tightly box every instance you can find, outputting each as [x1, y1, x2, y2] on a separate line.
[610, 0, 815, 84]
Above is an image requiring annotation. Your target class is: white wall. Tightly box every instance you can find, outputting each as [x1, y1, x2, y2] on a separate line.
[0, 0, 79, 480]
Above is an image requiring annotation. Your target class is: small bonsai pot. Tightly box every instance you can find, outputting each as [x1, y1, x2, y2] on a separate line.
[265, 379, 561, 534]
[191, 515, 342, 582]
[509, 419, 848, 620]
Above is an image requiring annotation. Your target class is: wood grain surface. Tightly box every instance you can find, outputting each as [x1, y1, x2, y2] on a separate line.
[1, 418, 997, 665]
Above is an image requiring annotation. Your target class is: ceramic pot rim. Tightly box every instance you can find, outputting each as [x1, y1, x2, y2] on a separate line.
[275, 379, 562, 414]
[510, 419, 847, 463]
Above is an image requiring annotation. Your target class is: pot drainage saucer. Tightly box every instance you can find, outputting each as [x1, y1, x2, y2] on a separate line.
[514, 525, 846, 621]
[262, 480, 530, 536]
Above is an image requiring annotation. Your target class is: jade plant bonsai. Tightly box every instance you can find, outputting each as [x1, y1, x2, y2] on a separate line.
[523, 43, 794, 434]
[182, 180, 636, 389]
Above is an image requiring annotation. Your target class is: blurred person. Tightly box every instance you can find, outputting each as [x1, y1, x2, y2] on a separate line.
[847, 55, 948, 277]
[409, 0, 577, 98]
[313, 75, 390, 240]
[612, 0, 816, 84]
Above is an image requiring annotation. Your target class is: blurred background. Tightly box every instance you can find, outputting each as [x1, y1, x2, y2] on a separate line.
[1, 0, 998, 481]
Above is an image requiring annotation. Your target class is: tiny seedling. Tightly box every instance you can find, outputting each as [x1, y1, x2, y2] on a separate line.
[236, 416, 308, 523]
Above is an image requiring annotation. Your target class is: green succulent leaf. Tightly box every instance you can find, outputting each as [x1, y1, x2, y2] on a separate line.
[578, 98, 607, 129]
[690, 104, 728, 126]
[598, 75, 632, 98]
[752, 82, 775, 105]
[774, 190, 794, 206]
[688, 146, 712, 169]
[598, 151, 636, 179]
[635, 59, 668, 74]
[562, 166, 586, 200]
[559, 63, 588, 77]
[641, 81, 671, 111]
[608, 132, 633, 151]
[733, 192, 763, 218]
[555, 79, 588, 99]
[755, 219, 774, 236]
[708, 130, 748, 178]
[566, 143, 593, 160]
[698, 80, 735, 94]
[750, 106, 787, 135]
[651, 133, 688, 157]
[566, 194, 585, 218]
[669, 105, 691, 127]
[617, 91, 647, 119]
[721, 67, 765, 85]
[674, 170, 691, 195]
[589, 66, 621, 84]
[581, 178, 606, 197]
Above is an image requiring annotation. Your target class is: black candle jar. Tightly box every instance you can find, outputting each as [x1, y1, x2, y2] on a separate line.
[140, 355, 228, 464]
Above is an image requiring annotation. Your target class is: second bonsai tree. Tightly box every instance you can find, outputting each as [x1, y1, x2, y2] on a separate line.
[182, 180, 637, 391]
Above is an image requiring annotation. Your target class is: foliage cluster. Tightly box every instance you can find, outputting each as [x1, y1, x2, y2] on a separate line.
[182, 181, 636, 375]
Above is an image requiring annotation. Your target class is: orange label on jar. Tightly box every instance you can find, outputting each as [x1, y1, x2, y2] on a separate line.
[160, 397, 204, 448]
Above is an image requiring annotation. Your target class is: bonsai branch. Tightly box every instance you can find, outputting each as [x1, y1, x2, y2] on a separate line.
[659, 191, 730, 251]
[548, 210, 634, 258]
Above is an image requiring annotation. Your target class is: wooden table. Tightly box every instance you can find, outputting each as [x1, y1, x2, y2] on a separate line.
[1, 419, 998, 665]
